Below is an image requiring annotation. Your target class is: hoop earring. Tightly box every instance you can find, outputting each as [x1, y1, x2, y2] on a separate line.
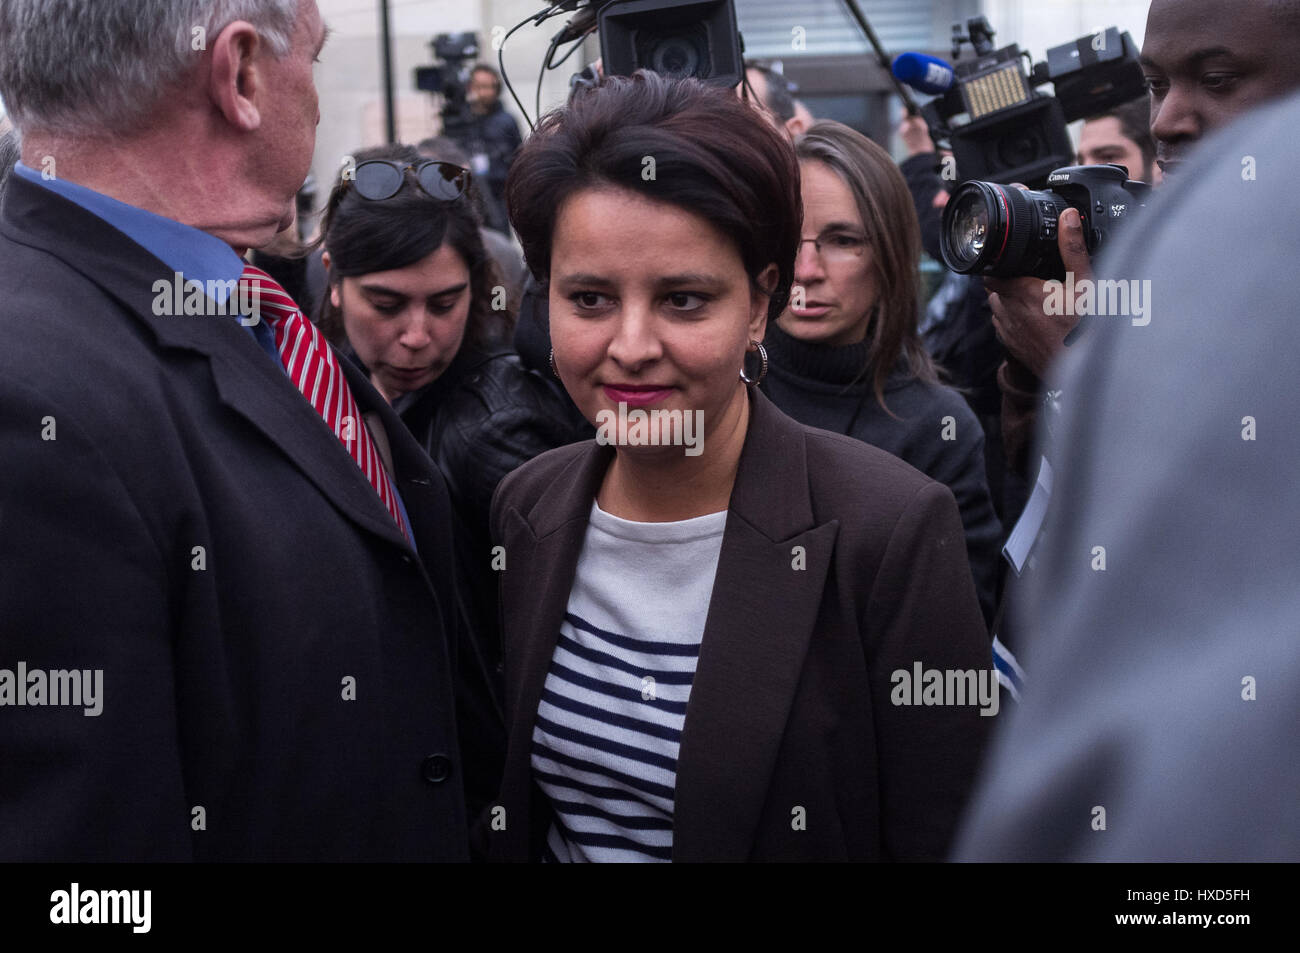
[548, 347, 559, 380]
[739, 340, 768, 386]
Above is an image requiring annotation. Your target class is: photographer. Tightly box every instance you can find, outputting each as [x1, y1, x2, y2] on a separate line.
[740, 60, 812, 141]
[455, 64, 523, 234]
[896, 115, 952, 263]
[1077, 98, 1159, 185]
[975, 0, 1300, 709]
[898, 115, 1014, 526]
[992, 98, 1158, 481]
[990, 0, 1300, 479]
[957, 82, 1300, 863]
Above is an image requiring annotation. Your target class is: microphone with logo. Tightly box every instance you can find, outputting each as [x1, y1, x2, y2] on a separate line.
[890, 52, 957, 96]
[890, 52, 962, 163]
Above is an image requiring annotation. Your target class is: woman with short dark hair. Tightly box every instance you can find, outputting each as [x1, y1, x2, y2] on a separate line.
[491, 71, 991, 862]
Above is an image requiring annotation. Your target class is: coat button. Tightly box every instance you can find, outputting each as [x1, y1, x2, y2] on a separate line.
[421, 754, 453, 784]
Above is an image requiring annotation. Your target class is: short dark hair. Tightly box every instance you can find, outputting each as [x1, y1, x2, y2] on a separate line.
[505, 70, 801, 322]
[315, 143, 508, 351]
[745, 60, 795, 122]
[470, 63, 502, 91]
[1088, 97, 1156, 180]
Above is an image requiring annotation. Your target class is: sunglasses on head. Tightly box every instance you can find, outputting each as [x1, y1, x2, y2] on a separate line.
[347, 159, 471, 202]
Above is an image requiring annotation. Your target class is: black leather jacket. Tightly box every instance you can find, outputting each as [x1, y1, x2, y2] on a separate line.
[396, 342, 589, 667]
[400, 344, 585, 521]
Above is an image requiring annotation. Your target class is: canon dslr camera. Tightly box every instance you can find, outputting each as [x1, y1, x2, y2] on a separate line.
[939, 163, 1150, 280]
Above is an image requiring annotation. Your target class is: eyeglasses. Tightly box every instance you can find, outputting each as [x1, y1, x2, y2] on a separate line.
[797, 230, 868, 264]
[347, 160, 471, 202]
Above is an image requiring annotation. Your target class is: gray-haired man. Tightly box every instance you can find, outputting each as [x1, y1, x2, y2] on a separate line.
[0, 115, 17, 197]
[0, 0, 491, 861]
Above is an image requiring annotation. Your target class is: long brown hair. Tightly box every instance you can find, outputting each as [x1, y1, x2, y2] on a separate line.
[794, 120, 938, 412]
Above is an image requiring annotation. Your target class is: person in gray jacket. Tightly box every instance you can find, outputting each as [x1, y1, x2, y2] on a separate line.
[954, 87, 1300, 862]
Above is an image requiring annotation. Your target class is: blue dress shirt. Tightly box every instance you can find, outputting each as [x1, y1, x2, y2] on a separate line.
[16, 163, 416, 544]
[13, 162, 282, 362]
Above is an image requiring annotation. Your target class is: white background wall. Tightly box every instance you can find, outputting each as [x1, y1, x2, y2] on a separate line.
[978, 0, 1153, 148]
[308, 0, 1157, 211]
[980, 0, 1151, 51]
[0, 1, 1159, 184]
[311, 0, 579, 211]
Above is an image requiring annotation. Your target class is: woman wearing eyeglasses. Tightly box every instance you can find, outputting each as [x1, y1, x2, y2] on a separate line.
[760, 121, 1002, 627]
[486, 73, 992, 863]
[316, 143, 583, 718]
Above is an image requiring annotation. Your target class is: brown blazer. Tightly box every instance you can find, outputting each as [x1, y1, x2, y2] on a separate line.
[487, 387, 991, 861]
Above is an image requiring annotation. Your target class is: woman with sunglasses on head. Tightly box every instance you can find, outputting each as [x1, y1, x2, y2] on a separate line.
[487, 72, 992, 863]
[760, 121, 1002, 627]
[317, 143, 583, 697]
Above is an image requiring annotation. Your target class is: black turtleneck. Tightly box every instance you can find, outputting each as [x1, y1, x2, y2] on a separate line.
[761, 321, 1002, 626]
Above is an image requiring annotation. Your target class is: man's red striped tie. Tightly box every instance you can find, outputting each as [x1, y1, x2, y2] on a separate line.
[240, 263, 410, 541]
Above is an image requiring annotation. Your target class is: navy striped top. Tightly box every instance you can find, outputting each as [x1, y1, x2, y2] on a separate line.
[530, 501, 727, 862]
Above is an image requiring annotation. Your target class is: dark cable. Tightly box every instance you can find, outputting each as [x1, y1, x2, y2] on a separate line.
[839, 0, 921, 115]
[538, 31, 589, 119]
[740, 66, 758, 107]
[498, 5, 561, 133]
[550, 34, 587, 70]
[538, 35, 559, 121]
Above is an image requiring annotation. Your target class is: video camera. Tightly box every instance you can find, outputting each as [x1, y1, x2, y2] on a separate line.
[598, 0, 743, 87]
[919, 16, 1147, 188]
[414, 32, 481, 139]
[904, 16, 1151, 278]
[547, 0, 743, 90]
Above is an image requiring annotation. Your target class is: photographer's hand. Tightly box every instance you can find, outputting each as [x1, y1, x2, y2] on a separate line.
[899, 115, 936, 157]
[985, 208, 1092, 379]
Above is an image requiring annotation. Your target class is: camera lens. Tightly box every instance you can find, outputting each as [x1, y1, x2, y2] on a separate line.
[651, 38, 702, 78]
[940, 180, 1071, 279]
[947, 190, 991, 271]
